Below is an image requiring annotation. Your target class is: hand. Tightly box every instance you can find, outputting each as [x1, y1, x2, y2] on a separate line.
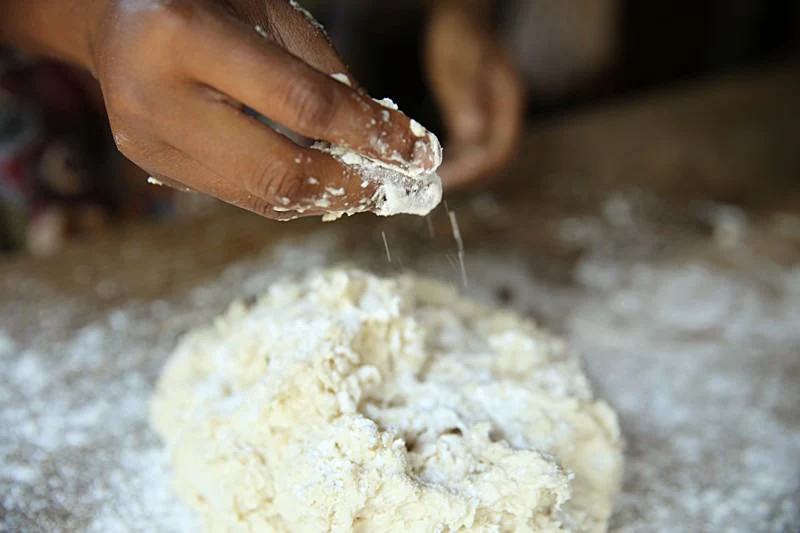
[425, 0, 524, 189]
[2, 0, 439, 220]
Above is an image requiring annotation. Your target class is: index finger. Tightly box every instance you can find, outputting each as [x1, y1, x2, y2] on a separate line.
[182, 9, 441, 175]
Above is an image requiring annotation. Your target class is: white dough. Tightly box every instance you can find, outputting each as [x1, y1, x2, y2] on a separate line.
[151, 270, 623, 532]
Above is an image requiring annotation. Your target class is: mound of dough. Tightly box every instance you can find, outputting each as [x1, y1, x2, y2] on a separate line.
[152, 270, 623, 532]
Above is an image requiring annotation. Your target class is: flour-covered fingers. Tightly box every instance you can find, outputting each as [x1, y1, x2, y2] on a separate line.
[181, 11, 439, 172]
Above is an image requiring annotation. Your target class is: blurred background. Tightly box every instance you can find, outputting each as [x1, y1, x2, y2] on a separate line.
[0, 0, 798, 255]
[320, 0, 799, 133]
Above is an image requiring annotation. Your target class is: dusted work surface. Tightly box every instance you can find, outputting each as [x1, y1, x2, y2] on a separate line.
[1, 69, 799, 532]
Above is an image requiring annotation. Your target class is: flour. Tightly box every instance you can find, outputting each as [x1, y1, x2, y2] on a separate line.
[381, 231, 392, 263]
[330, 72, 352, 87]
[151, 270, 623, 532]
[447, 209, 468, 287]
[409, 119, 426, 138]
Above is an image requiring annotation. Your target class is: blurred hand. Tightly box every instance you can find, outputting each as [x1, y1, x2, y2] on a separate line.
[2, 0, 439, 220]
[506, 0, 619, 96]
[425, 0, 524, 189]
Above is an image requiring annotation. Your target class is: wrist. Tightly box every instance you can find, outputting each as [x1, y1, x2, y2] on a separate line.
[0, 0, 105, 72]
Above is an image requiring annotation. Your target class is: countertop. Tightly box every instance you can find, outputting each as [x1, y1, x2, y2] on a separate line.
[1, 67, 799, 532]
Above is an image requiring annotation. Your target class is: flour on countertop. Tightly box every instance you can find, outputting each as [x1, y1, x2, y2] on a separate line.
[1, 198, 799, 533]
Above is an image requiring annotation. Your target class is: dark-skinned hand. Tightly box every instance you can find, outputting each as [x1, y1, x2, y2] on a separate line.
[1, 0, 439, 219]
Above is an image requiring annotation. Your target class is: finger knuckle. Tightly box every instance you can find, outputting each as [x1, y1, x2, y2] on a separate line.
[247, 161, 303, 203]
[115, 0, 201, 61]
[140, 1, 199, 41]
[243, 196, 277, 219]
[282, 78, 339, 133]
[106, 81, 153, 125]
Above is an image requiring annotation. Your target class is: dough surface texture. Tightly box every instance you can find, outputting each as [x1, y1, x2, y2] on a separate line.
[151, 270, 623, 532]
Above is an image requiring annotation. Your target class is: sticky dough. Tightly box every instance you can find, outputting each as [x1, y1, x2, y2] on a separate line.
[151, 270, 624, 532]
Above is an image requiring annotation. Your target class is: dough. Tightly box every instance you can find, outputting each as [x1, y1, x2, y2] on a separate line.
[152, 270, 623, 532]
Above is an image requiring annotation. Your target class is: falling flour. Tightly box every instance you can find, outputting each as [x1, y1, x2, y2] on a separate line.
[151, 269, 624, 532]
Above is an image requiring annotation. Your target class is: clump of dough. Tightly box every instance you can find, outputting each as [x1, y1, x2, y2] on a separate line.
[152, 270, 623, 532]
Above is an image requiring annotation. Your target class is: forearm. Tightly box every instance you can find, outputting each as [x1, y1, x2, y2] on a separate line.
[0, 0, 100, 69]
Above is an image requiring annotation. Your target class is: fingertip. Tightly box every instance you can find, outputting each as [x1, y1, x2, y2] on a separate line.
[360, 94, 443, 168]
